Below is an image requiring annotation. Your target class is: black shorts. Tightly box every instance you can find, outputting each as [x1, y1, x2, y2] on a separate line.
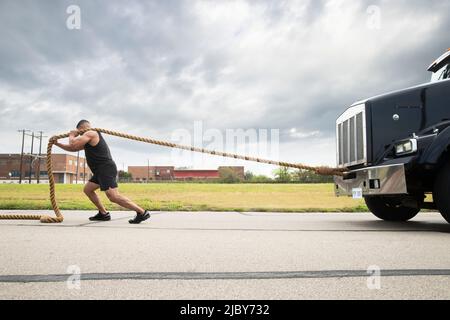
[89, 162, 118, 191]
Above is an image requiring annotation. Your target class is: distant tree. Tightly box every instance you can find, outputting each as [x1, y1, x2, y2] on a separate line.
[118, 170, 133, 182]
[250, 175, 273, 183]
[218, 167, 242, 183]
[244, 170, 254, 181]
[293, 169, 333, 183]
[273, 167, 292, 183]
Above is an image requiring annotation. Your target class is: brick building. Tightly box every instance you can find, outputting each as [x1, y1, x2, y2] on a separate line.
[127, 166, 175, 182]
[174, 169, 220, 180]
[127, 166, 245, 182]
[0, 153, 92, 184]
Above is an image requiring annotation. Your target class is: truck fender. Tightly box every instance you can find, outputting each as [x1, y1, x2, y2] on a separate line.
[419, 127, 450, 165]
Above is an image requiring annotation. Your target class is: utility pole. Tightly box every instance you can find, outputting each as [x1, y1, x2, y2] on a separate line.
[28, 132, 35, 184]
[147, 159, 150, 183]
[18, 129, 28, 183]
[76, 151, 80, 184]
[36, 131, 44, 184]
[17, 129, 30, 184]
[83, 156, 86, 184]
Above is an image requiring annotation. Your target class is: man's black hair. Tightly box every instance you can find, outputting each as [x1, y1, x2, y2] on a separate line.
[76, 120, 90, 129]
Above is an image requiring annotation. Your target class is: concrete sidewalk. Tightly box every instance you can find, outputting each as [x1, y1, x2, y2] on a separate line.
[0, 211, 449, 299]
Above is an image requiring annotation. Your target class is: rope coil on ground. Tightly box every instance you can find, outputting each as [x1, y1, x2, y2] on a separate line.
[0, 128, 347, 223]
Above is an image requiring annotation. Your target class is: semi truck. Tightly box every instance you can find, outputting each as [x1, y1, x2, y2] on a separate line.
[334, 49, 450, 223]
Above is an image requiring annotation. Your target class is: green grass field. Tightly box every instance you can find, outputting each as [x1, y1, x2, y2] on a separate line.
[0, 183, 367, 212]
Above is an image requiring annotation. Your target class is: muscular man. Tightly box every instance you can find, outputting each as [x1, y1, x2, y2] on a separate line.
[53, 120, 151, 224]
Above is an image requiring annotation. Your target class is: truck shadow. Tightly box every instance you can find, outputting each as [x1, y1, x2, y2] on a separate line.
[350, 220, 450, 233]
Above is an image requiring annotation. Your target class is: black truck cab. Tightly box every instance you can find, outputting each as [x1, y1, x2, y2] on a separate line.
[430, 50, 450, 81]
[334, 49, 450, 223]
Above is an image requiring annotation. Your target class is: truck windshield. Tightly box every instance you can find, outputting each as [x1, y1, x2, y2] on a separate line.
[431, 63, 450, 82]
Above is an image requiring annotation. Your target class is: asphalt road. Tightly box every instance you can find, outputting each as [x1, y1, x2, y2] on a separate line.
[0, 210, 449, 300]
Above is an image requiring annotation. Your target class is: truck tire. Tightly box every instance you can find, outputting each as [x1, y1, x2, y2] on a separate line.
[364, 196, 420, 222]
[433, 162, 450, 223]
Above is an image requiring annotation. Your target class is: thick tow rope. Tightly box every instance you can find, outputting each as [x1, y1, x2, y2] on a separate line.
[0, 128, 347, 223]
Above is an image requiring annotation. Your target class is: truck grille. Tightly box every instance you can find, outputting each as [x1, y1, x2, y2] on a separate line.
[336, 104, 367, 167]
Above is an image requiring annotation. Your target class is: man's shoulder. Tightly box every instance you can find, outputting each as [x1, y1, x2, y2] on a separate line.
[83, 130, 100, 145]
[85, 130, 99, 138]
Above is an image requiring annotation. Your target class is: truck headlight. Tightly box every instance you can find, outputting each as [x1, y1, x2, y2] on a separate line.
[395, 139, 417, 155]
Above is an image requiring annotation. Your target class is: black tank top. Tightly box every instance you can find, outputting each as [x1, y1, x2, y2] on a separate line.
[84, 132, 114, 173]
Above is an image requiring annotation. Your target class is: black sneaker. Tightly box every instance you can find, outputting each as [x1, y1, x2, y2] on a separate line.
[129, 211, 151, 224]
[89, 212, 111, 221]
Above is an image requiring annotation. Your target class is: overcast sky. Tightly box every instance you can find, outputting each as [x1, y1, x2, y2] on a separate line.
[1, 0, 449, 175]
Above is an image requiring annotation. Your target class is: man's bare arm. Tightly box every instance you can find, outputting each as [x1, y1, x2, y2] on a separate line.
[54, 141, 76, 152]
[69, 130, 94, 150]
[54, 131, 95, 152]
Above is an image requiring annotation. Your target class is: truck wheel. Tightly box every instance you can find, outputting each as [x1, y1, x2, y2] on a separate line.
[364, 196, 420, 222]
[433, 162, 450, 223]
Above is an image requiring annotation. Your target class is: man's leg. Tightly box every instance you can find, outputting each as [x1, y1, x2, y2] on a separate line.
[84, 182, 108, 214]
[105, 188, 145, 214]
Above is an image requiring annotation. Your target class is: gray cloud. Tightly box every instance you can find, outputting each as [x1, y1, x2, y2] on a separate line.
[0, 0, 449, 174]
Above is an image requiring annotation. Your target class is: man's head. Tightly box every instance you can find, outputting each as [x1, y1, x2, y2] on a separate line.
[76, 120, 91, 130]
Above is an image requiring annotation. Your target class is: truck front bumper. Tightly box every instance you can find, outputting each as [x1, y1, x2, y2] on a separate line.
[334, 164, 408, 197]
